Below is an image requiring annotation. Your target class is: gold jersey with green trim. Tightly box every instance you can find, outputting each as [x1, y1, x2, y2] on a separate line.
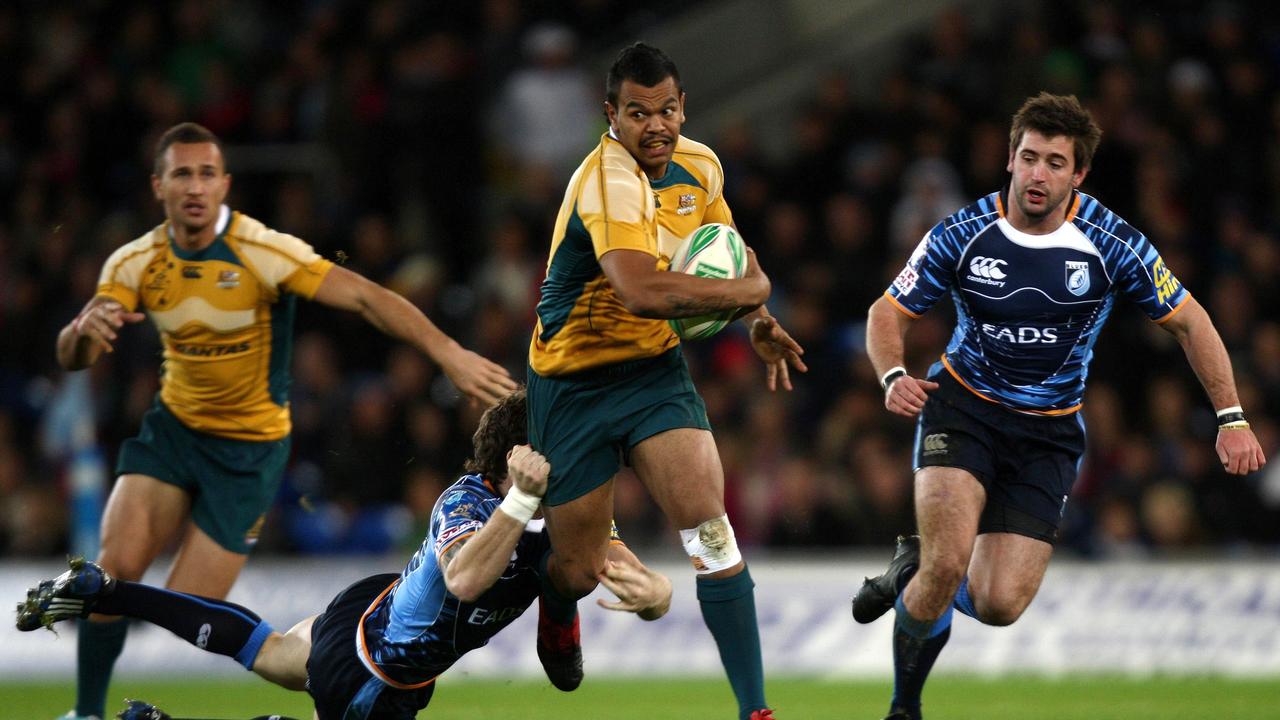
[96, 206, 333, 441]
[529, 132, 734, 376]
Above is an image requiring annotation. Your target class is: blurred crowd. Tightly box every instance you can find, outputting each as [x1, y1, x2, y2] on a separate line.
[1, 0, 1278, 560]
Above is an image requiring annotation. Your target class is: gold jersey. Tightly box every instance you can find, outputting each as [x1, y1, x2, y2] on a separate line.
[529, 133, 734, 376]
[96, 206, 333, 441]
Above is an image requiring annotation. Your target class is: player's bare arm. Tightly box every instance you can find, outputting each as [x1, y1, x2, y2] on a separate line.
[597, 543, 673, 621]
[867, 295, 938, 417]
[56, 295, 147, 371]
[1159, 296, 1267, 475]
[601, 246, 769, 319]
[311, 264, 517, 405]
[440, 445, 548, 601]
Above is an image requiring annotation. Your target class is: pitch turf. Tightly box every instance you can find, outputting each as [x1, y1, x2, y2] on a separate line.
[3, 676, 1277, 719]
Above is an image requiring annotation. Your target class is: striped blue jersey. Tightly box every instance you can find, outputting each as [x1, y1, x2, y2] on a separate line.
[885, 189, 1190, 414]
[356, 474, 549, 689]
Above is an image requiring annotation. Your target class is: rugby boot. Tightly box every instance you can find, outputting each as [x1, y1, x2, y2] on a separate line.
[16, 557, 116, 632]
[749, 709, 775, 719]
[851, 535, 920, 624]
[115, 700, 171, 720]
[883, 711, 920, 720]
[535, 598, 583, 691]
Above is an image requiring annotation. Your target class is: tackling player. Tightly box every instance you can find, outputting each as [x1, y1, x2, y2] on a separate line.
[852, 93, 1267, 720]
[526, 43, 805, 720]
[19, 390, 672, 720]
[54, 122, 517, 720]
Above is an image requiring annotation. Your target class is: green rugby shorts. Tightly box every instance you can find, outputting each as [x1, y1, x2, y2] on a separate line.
[527, 345, 711, 506]
[116, 397, 289, 554]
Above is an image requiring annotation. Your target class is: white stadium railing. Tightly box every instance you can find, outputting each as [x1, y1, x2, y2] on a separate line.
[4, 557, 1279, 678]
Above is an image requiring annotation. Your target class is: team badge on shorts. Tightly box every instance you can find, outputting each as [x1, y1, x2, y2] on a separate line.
[1065, 261, 1090, 296]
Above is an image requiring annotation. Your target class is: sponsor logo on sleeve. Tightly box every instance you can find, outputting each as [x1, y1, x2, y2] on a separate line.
[1152, 257, 1181, 305]
[436, 520, 483, 548]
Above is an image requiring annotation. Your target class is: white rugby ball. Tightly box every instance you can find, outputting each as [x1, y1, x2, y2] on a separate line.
[666, 223, 748, 340]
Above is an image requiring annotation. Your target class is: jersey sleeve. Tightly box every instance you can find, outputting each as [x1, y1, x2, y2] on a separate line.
[578, 158, 658, 259]
[237, 229, 335, 299]
[95, 234, 159, 311]
[431, 488, 490, 561]
[884, 223, 960, 317]
[700, 147, 734, 227]
[1110, 230, 1190, 322]
[702, 192, 734, 227]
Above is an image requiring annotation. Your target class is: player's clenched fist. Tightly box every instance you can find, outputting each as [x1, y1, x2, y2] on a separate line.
[73, 300, 145, 354]
[505, 444, 549, 498]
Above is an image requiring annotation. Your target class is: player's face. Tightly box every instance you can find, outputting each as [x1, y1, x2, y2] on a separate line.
[606, 77, 685, 180]
[1005, 130, 1088, 232]
[152, 142, 231, 235]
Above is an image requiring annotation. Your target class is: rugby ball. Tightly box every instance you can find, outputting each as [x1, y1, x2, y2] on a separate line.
[666, 223, 748, 340]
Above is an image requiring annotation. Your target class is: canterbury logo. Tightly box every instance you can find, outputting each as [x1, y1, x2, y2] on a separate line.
[969, 256, 1008, 279]
[922, 433, 949, 455]
[196, 622, 212, 649]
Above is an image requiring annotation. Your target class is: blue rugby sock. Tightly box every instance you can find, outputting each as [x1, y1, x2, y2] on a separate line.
[94, 581, 273, 670]
[890, 595, 953, 717]
[952, 576, 978, 619]
[76, 616, 128, 719]
[536, 549, 579, 624]
[697, 567, 767, 720]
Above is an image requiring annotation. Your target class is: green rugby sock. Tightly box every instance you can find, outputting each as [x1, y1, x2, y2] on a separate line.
[697, 566, 767, 720]
[76, 616, 128, 718]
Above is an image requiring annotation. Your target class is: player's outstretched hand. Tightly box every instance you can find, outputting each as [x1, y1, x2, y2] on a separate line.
[596, 556, 672, 621]
[1216, 426, 1267, 475]
[885, 373, 939, 418]
[74, 300, 145, 354]
[749, 315, 807, 391]
[505, 444, 549, 498]
[440, 345, 518, 406]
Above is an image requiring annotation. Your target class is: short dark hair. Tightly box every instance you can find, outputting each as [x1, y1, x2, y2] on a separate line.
[153, 122, 224, 175]
[463, 388, 527, 480]
[1009, 93, 1103, 172]
[606, 42, 681, 106]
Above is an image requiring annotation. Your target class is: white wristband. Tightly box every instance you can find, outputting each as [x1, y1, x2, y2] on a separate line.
[1216, 406, 1244, 419]
[880, 366, 907, 392]
[499, 485, 542, 524]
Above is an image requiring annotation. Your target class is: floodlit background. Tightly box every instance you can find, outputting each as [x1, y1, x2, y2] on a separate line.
[1, 0, 1278, 715]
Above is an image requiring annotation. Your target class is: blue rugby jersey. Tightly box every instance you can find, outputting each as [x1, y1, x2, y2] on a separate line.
[885, 189, 1190, 414]
[355, 474, 549, 689]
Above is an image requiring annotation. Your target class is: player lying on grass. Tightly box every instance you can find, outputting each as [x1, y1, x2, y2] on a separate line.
[18, 389, 672, 720]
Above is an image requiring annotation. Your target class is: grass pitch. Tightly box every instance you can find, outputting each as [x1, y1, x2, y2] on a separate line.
[2, 676, 1277, 719]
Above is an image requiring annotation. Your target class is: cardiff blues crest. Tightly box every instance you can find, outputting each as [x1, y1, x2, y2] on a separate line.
[1065, 260, 1090, 296]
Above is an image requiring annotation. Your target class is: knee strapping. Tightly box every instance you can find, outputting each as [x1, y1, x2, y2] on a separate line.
[679, 514, 742, 575]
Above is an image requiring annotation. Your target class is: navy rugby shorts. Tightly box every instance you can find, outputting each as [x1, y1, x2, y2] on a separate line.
[308, 573, 434, 720]
[913, 371, 1085, 543]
